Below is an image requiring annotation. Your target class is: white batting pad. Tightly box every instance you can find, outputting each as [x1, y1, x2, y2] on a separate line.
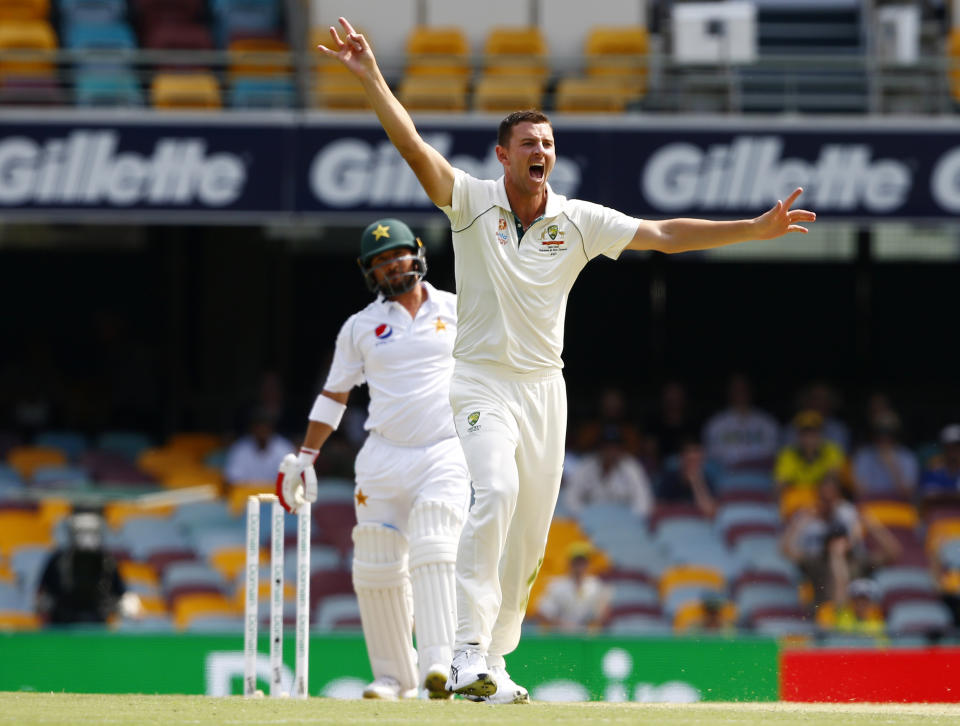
[351, 523, 418, 691]
[408, 501, 463, 679]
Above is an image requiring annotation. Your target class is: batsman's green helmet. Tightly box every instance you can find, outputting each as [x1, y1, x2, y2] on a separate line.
[358, 218, 419, 265]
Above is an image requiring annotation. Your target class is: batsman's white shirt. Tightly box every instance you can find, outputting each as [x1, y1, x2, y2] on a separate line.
[440, 169, 640, 374]
[324, 281, 458, 447]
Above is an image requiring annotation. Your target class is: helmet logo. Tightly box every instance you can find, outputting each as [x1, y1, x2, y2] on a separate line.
[372, 224, 390, 241]
[375, 324, 393, 340]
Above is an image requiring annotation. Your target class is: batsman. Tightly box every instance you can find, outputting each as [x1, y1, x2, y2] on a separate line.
[276, 218, 469, 700]
[319, 16, 816, 704]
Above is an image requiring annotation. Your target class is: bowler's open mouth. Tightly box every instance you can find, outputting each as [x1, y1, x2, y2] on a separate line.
[529, 164, 544, 181]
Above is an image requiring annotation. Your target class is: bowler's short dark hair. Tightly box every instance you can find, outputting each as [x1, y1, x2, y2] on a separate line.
[498, 110, 552, 147]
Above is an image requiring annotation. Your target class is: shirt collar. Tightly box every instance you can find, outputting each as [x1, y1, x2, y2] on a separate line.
[376, 281, 437, 313]
[494, 176, 567, 221]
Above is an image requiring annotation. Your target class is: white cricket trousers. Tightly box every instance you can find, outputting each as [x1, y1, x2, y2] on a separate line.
[449, 361, 567, 657]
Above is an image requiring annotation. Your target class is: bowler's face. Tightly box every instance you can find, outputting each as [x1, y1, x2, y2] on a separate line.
[497, 121, 556, 195]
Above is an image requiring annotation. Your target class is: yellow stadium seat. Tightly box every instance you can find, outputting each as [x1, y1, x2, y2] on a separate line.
[927, 519, 960, 556]
[483, 27, 548, 80]
[104, 501, 175, 531]
[0, 19, 56, 75]
[659, 564, 725, 600]
[673, 598, 737, 631]
[584, 26, 649, 99]
[0, 561, 16, 583]
[0, 511, 53, 557]
[0, 0, 49, 21]
[0, 611, 41, 630]
[526, 519, 609, 615]
[161, 467, 224, 491]
[399, 75, 468, 111]
[473, 74, 543, 112]
[118, 560, 160, 590]
[554, 77, 631, 113]
[780, 486, 817, 520]
[151, 73, 222, 110]
[172, 592, 239, 630]
[7, 445, 67, 479]
[406, 26, 471, 79]
[136, 594, 169, 616]
[166, 433, 222, 460]
[208, 545, 247, 582]
[37, 498, 70, 526]
[313, 71, 370, 109]
[859, 500, 919, 529]
[228, 37, 290, 78]
[137, 447, 201, 479]
[948, 30, 960, 101]
[227, 482, 274, 515]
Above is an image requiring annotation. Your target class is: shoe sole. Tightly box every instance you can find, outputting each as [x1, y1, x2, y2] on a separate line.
[466, 690, 531, 705]
[450, 673, 497, 698]
[362, 691, 397, 700]
[424, 671, 453, 700]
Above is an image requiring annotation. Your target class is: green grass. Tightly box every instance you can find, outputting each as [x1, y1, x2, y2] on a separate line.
[2, 694, 960, 726]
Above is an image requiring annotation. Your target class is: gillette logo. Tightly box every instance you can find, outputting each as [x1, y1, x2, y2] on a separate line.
[0, 131, 246, 206]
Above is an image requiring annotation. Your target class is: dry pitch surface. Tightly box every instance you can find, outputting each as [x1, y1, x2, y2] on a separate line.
[2, 694, 960, 726]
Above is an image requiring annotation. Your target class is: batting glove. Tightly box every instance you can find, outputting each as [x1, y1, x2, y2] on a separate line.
[275, 449, 318, 513]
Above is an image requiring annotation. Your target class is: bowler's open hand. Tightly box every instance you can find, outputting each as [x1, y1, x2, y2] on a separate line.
[316, 17, 376, 77]
[753, 187, 816, 239]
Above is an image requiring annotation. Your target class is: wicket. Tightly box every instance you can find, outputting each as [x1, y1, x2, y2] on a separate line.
[243, 494, 311, 698]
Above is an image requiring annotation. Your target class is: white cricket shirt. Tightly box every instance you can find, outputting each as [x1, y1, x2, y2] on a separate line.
[439, 169, 640, 374]
[323, 281, 458, 447]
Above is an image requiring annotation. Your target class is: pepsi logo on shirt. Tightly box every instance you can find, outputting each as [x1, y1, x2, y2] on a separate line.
[375, 324, 393, 340]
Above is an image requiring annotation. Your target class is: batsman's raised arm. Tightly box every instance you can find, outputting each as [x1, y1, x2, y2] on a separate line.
[317, 17, 455, 207]
[626, 187, 816, 254]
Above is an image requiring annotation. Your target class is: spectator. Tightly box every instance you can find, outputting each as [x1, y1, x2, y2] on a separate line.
[783, 382, 851, 452]
[573, 387, 643, 458]
[817, 578, 886, 639]
[920, 423, 960, 500]
[703, 373, 780, 470]
[697, 593, 735, 634]
[223, 409, 294, 484]
[646, 380, 699, 466]
[562, 425, 653, 517]
[37, 510, 139, 624]
[534, 542, 612, 633]
[781, 474, 900, 606]
[774, 410, 847, 493]
[656, 437, 717, 518]
[852, 410, 918, 500]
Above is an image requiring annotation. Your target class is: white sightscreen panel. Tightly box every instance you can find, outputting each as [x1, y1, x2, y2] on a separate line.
[425, 0, 530, 53]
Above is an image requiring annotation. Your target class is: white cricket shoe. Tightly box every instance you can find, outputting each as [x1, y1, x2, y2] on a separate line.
[465, 666, 530, 705]
[363, 676, 406, 700]
[446, 646, 497, 698]
[423, 664, 453, 700]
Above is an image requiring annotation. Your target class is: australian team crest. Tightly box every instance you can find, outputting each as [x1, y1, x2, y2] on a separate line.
[496, 215, 509, 244]
[547, 224, 559, 240]
[467, 412, 480, 426]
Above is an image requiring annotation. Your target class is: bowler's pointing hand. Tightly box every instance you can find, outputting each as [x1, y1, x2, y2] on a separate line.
[316, 17, 376, 77]
[753, 187, 816, 240]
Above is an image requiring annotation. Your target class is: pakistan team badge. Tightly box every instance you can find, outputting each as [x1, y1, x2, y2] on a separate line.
[467, 412, 480, 426]
[547, 224, 559, 240]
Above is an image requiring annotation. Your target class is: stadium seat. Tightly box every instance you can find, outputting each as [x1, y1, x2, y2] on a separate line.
[482, 27, 548, 80]
[312, 69, 369, 110]
[151, 72, 222, 109]
[34, 431, 87, 461]
[0, 610, 41, 630]
[309, 569, 353, 605]
[137, 447, 200, 479]
[229, 76, 294, 108]
[6, 445, 67, 479]
[226, 481, 274, 515]
[314, 478, 356, 504]
[673, 599, 737, 632]
[398, 75, 468, 112]
[30, 465, 92, 489]
[405, 26, 471, 79]
[554, 77, 631, 113]
[228, 36, 289, 77]
[659, 565, 725, 601]
[860, 500, 920, 529]
[161, 467, 224, 491]
[0, 0, 48, 21]
[59, 0, 125, 24]
[886, 599, 953, 636]
[0, 19, 57, 75]
[118, 560, 161, 593]
[779, 486, 817, 519]
[167, 433, 223, 459]
[607, 613, 673, 635]
[172, 591, 238, 629]
[584, 26, 649, 99]
[735, 582, 801, 622]
[104, 502, 175, 531]
[96, 431, 154, 461]
[314, 593, 360, 630]
[163, 561, 228, 600]
[172, 500, 237, 532]
[0, 510, 53, 557]
[132, 0, 203, 29]
[63, 21, 135, 51]
[926, 518, 960, 557]
[213, 0, 281, 48]
[608, 581, 660, 610]
[715, 471, 775, 495]
[948, 29, 960, 102]
[0, 464, 24, 488]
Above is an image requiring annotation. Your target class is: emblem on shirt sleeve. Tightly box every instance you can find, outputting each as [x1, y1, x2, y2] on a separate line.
[467, 412, 480, 426]
[435, 317, 447, 332]
[375, 323, 393, 340]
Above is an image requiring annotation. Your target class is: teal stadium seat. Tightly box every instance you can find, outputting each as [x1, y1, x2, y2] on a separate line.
[229, 77, 294, 108]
